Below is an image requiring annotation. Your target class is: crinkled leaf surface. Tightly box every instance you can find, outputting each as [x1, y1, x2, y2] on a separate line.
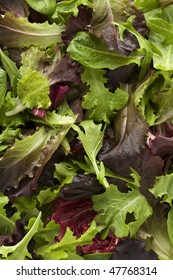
[19, 46, 45, 77]
[55, 0, 93, 17]
[0, 12, 65, 48]
[17, 70, 51, 109]
[36, 221, 97, 260]
[73, 120, 105, 183]
[149, 173, 173, 205]
[93, 184, 152, 238]
[25, 218, 60, 248]
[82, 67, 129, 123]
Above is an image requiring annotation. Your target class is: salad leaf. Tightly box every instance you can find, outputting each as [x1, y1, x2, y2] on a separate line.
[55, 0, 93, 17]
[82, 67, 129, 123]
[0, 0, 29, 17]
[67, 31, 141, 70]
[60, 174, 105, 201]
[25, 218, 60, 249]
[144, 5, 173, 71]
[17, 70, 51, 109]
[1, 0, 173, 261]
[0, 212, 41, 260]
[36, 221, 97, 260]
[0, 49, 19, 87]
[149, 173, 173, 205]
[0, 193, 15, 235]
[0, 127, 52, 192]
[72, 120, 109, 187]
[137, 207, 173, 260]
[91, 0, 134, 50]
[19, 46, 45, 77]
[93, 184, 152, 238]
[0, 68, 6, 109]
[167, 207, 173, 246]
[144, 6, 173, 45]
[54, 161, 77, 187]
[134, 0, 160, 13]
[111, 239, 158, 259]
[0, 12, 65, 48]
[0, 126, 22, 144]
[26, 0, 56, 16]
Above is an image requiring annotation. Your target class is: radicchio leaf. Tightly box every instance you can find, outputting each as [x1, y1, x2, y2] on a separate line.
[49, 198, 119, 254]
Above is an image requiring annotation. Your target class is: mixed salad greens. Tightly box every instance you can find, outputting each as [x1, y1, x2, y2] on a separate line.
[1, 0, 173, 260]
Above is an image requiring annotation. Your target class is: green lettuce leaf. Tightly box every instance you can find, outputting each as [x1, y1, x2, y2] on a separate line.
[134, 0, 160, 12]
[72, 120, 109, 187]
[116, 17, 160, 79]
[82, 67, 129, 123]
[0, 68, 7, 109]
[0, 127, 51, 192]
[134, 71, 173, 125]
[145, 6, 173, 46]
[17, 70, 51, 109]
[37, 187, 60, 207]
[13, 196, 38, 218]
[149, 173, 173, 205]
[0, 126, 22, 144]
[26, 0, 56, 15]
[145, 5, 173, 70]
[19, 46, 45, 77]
[67, 31, 141, 70]
[0, 92, 28, 127]
[54, 161, 77, 187]
[0, 192, 15, 236]
[55, 0, 93, 17]
[93, 184, 152, 238]
[0, 12, 65, 48]
[36, 221, 97, 260]
[0, 49, 19, 87]
[137, 208, 173, 260]
[0, 212, 41, 260]
[25, 218, 60, 248]
[167, 207, 173, 246]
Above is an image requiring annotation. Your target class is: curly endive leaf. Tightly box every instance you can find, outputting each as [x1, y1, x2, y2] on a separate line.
[93, 184, 152, 238]
[82, 67, 129, 123]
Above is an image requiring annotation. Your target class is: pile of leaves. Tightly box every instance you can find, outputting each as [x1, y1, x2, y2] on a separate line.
[0, 0, 173, 260]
